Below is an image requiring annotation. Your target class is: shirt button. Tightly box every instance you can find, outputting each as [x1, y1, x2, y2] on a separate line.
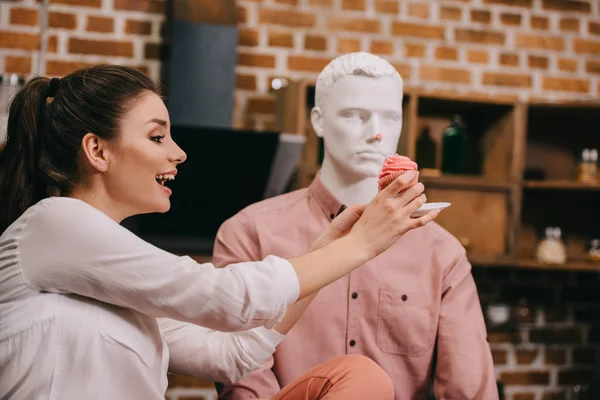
[351, 292, 358, 299]
[401, 294, 408, 301]
[349, 340, 356, 347]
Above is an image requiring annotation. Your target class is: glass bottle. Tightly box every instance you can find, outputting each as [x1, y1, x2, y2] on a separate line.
[536, 227, 567, 265]
[441, 114, 468, 174]
[416, 126, 437, 170]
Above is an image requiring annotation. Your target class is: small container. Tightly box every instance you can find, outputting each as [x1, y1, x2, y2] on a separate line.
[536, 226, 567, 265]
[589, 239, 600, 262]
[577, 148, 598, 183]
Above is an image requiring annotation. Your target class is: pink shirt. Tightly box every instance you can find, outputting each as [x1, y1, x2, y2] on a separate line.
[213, 175, 498, 400]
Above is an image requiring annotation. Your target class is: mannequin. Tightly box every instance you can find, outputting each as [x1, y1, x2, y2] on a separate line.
[311, 52, 404, 206]
[213, 52, 497, 400]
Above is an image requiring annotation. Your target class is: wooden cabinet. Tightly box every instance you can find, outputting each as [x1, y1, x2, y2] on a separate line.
[274, 79, 600, 271]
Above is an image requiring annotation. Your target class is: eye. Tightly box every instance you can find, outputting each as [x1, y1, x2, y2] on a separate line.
[385, 113, 402, 121]
[151, 135, 165, 143]
[343, 110, 362, 120]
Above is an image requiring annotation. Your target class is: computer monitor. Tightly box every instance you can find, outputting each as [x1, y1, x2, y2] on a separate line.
[123, 125, 306, 254]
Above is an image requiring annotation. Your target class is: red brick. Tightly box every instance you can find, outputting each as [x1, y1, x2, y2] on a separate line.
[309, 0, 333, 5]
[515, 34, 565, 51]
[238, 28, 259, 47]
[342, 0, 365, 10]
[288, 55, 329, 72]
[0, 31, 40, 50]
[558, 58, 578, 72]
[468, 50, 488, 63]
[236, 74, 256, 90]
[558, 368, 597, 385]
[543, 76, 589, 93]
[542, 0, 591, 13]
[545, 349, 567, 364]
[483, 72, 531, 87]
[392, 22, 444, 39]
[125, 20, 153, 35]
[87, 16, 114, 33]
[440, 6, 462, 21]
[305, 35, 327, 51]
[590, 22, 600, 36]
[435, 46, 457, 61]
[483, 0, 532, 6]
[456, 29, 504, 45]
[408, 2, 430, 19]
[48, 35, 58, 53]
[238, 52, 276, 68]
[530, 328, 582, 343]
[328, 17, 380, 33]
[529, 55, 548, 69]
[113, 0, 164, 13]
[69, 38, 134, 57]
[573, 347, 597, 365]
[514, 394, 536, 400]
[560, 18, 580, 32]
[500, 371, 550, 385]
[420, 66, 470, 83]
[275, 0, 298, 4]
[51, 0, 101, 6]
[390, 63, 411, 80]
[5, 56, 31, 74]
[471, 10, 491, 24]
[500, 53, 519, 66]
[492, 349, 507, 365]
[574, 39, 600, 54]
[247, 97, 275, 114]
[516, 349, 538, 364]
[259, 9, 316, 28]
[144, 43, 160, 59]
[338, 38, 361, 53]
[46, 60, 95, 76]
[10, 8, 38, 26]
[375, 0, 399, 14]
[586, 60, 600, 74]
[405, 43, 425, 58]
[49, 12, 77, 29]
[237, 6, 248, 23]
[268, 31, 294, 48]
[370, 40, 394, 55]
[531, 16, 549, 30]
[501, 13, 522, 26]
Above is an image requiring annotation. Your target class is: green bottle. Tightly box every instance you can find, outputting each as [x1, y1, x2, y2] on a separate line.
[416, 127, 437, 169]
[441, 115, 467, 174]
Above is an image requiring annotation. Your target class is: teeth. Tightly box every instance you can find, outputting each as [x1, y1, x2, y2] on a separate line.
[155, 174, 175, 183]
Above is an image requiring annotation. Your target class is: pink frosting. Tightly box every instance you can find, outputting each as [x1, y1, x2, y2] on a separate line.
[378, 154, 418, 181]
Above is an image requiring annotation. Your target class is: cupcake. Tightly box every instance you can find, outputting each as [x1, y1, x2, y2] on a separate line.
[378, 154, 419, 192]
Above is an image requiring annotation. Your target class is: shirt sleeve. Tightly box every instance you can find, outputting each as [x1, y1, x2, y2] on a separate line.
[213, 212, 284, 398]
[16, 198, 300, 332]
[158, 318, 284, 385]
[433, 246, 499, 400]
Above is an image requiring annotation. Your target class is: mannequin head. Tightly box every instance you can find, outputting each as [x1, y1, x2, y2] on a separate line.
[311, 52, 404, 180]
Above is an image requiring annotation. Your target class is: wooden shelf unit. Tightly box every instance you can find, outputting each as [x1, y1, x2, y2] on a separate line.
[273, 79, 600, 271]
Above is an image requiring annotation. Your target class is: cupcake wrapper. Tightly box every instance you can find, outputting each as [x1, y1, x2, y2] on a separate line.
[378, 170, 418, 193]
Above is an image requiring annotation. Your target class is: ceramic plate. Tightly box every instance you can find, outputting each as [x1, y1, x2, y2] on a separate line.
[411, 202, 451, 218]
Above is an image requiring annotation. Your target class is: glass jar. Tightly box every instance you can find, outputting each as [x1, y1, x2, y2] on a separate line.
[589, 239, 600, 262]
[536, 226, 567, 265]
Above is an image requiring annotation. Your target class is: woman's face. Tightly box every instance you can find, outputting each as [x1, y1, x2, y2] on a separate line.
[104, 91, 186, 217]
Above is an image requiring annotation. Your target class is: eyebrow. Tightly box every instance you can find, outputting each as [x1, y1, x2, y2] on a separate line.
[146, 118, 168, 127]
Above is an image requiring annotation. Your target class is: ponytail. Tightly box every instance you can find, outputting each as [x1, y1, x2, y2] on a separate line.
[0, 77, 51, 233]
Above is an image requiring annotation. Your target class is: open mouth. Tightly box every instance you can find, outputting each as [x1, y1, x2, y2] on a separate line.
[155, 173, 175, 186]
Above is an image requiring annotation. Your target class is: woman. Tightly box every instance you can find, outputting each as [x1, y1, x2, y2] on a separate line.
[0, 65, 438, 400]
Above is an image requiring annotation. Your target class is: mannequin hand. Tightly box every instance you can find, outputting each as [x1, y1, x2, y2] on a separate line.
[348, 171, 440, 258]
[310, 204, 366, 251]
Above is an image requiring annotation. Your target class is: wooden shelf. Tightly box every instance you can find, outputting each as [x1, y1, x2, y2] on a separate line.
[421, 174, 514, 191]
[470, 255, 600, 272]
[523, 180, 600, 191]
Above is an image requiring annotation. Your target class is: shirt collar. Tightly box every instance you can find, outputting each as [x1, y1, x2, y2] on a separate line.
[308, 171, 347, 220]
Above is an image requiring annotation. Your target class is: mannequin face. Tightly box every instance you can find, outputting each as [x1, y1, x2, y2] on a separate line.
[311, 74, 403, 179]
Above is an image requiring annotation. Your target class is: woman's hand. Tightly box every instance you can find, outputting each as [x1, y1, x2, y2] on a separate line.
[310, 204, 367, 251]
[348, 171, 440, 258]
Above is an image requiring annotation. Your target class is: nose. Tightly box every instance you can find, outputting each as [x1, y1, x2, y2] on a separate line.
[366, 115, 382, 142]
[169, 141, 187, 164]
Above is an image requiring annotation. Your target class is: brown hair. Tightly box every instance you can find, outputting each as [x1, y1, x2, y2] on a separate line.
[0, 64, 159, 233]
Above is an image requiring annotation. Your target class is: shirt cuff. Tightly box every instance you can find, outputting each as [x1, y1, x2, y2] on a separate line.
[265, 255, 300, 307]
[252, 326, 286, 348]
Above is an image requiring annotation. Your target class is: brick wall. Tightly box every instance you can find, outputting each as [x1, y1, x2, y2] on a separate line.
[2, 1, 600, 400]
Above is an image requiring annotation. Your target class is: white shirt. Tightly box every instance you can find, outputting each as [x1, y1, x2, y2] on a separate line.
[0, 197, 300, 399]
